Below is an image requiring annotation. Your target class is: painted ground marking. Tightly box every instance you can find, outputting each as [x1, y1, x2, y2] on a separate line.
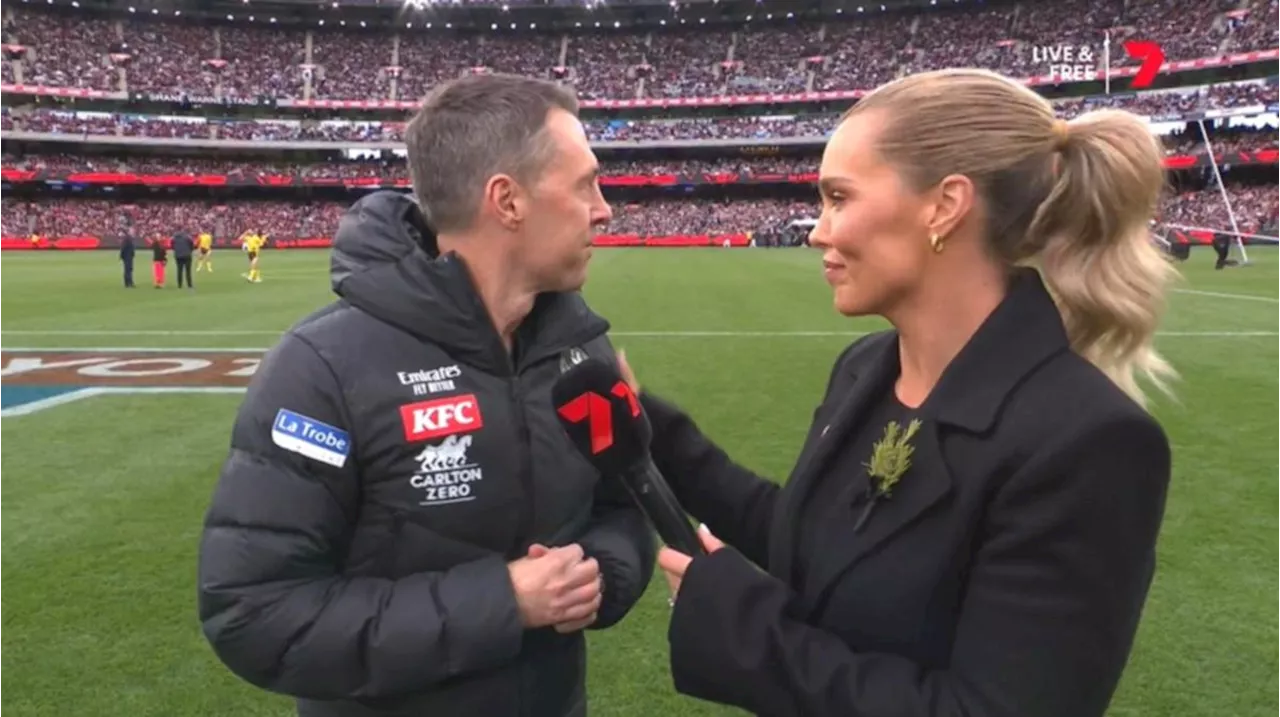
[1, 350, 258, 417]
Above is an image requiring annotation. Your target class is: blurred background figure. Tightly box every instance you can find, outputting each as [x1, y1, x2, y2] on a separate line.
[118, 218, 136, 288]
[151, 235, 167, 288]
[172, 230, 195, 288]
[195, 229, 214, 273]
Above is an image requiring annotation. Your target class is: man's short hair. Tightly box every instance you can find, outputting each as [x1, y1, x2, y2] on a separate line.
[405, 73, 580, 233]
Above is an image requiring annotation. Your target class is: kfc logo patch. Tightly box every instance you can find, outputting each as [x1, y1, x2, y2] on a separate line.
[401, 394, 483, 442]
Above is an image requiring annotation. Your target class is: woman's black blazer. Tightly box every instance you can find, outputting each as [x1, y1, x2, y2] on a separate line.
[641, 269, 1172, 717]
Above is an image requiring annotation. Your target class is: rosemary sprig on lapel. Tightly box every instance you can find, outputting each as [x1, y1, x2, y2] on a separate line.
[854, 418, 922, 533]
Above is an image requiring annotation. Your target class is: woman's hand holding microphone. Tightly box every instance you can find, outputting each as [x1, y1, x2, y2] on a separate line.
[615, 350, 726, 607]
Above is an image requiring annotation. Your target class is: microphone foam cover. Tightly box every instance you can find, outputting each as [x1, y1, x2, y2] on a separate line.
[552, 357, 653, 476]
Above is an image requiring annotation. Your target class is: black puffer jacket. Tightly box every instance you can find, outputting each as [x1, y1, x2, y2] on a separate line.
[197, 191, 656, 717]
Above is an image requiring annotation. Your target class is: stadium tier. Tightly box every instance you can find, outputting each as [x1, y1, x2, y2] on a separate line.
[3, 83, 1279, 141]
[1, 0, 1276, 101]
[4, 183, 1277, 250]
[1, 0, 1276, 250]
[3, 128, 1277, 176]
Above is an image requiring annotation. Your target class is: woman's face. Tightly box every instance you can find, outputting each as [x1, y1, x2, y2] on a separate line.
[809, 112, 937, 318]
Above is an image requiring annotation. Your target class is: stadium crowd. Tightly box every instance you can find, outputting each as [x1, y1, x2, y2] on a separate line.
[2, 0, 1275, 100]
[5, 185, 1276, 242]
[2, 198, 347, 241]
[4, 82, 1275, 144]
[2, 0, 1273, 252]
[1159, 184, 1279, 235]
[1162, 126, 1280, 155]
[4, 124, 1275, 181]
[0, 154, 813, 178]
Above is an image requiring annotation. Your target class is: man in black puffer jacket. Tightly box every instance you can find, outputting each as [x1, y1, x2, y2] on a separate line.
[197, 74, 656, 717]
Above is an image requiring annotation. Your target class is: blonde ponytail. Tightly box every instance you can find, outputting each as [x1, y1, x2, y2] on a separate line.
[1028, 110, 1178, 409]
[843, 70, 1178, 408]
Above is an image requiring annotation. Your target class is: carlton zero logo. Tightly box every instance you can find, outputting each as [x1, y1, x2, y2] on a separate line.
[400, 393, 484, 442]
[410, 434, 483, 506]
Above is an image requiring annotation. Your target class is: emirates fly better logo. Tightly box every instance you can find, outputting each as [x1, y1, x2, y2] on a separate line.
[1031, 40, 1165, 90]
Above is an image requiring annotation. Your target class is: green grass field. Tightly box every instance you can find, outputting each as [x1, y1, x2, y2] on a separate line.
[2, 247, 1277, 717]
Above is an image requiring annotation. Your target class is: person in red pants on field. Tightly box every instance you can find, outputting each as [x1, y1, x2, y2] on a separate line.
[152, 236, 168, 288]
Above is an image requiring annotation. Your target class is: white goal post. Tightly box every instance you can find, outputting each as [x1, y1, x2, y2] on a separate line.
[1193, 118, 1257, 265]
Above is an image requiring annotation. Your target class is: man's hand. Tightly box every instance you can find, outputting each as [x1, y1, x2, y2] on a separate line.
[525, 543, 604, 633]
[508, 544, 602, 629]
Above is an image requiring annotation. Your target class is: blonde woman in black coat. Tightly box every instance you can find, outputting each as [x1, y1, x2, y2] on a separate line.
[639, 68, 1176, 717]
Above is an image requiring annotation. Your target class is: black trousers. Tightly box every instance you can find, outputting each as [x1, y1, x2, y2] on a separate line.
[122, 259, 134, 287]
[176, 257, 194, 287]
[1212, 237, 1231, 269]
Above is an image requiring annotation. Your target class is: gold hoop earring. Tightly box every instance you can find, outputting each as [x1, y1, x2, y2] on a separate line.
[930, 233, 945, 254]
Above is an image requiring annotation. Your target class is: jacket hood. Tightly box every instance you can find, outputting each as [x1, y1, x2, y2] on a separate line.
[330, 190, 609, 373]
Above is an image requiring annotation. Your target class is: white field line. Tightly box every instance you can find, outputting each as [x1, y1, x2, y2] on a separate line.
[0, 386, 246, 418]
[2, 285, 1273, 339]
[1172, 288, 1279, 303]
[0, 329, 885, 337]
[1, 347, 272, 352]
[0, 388, 101, 417]
[2, 330, 284, 336]
[0, 330, 1276, 353]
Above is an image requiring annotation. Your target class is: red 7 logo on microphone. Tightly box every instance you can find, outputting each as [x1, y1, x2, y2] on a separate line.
[558, 381, 640, 455]
[611, 381, 641, 418]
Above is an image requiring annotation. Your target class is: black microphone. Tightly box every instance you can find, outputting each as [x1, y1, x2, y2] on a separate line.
[552, 357, 705, 556]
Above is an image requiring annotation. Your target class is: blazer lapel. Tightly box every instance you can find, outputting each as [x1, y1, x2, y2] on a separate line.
[769, 334, 899, 588]
[801, 418, 954, 614]
[784, 268, 1071, 615]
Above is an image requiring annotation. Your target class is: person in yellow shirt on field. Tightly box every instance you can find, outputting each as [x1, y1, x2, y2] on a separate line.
[196, 231, 215, 272]
[240, 230, 266, 283]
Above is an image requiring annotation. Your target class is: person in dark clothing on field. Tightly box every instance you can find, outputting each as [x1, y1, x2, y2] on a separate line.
[171, 231, 195, 288]
[197, 74, 654, 717]
[1211, 232, 1236, 269]
[119, 232, 136, 288]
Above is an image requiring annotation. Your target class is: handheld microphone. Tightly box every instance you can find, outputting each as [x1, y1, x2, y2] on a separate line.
[552, 358, 705, 556]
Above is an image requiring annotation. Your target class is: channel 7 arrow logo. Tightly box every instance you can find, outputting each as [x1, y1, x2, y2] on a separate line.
[1123, 40, 1165, 90]
[557, 381, 641, 455]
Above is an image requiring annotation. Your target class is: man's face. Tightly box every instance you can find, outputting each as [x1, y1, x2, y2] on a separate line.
[517, 109, 613, 293]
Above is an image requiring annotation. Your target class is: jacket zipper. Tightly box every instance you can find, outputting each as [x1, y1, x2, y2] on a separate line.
[377, 511, 406, 576]
[506, 327, 605, 557]
[509, 373, 535, 558]
[484, 335, 533, 560]
[455, 269, 533, 559]
[463, 286, 605, 557]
